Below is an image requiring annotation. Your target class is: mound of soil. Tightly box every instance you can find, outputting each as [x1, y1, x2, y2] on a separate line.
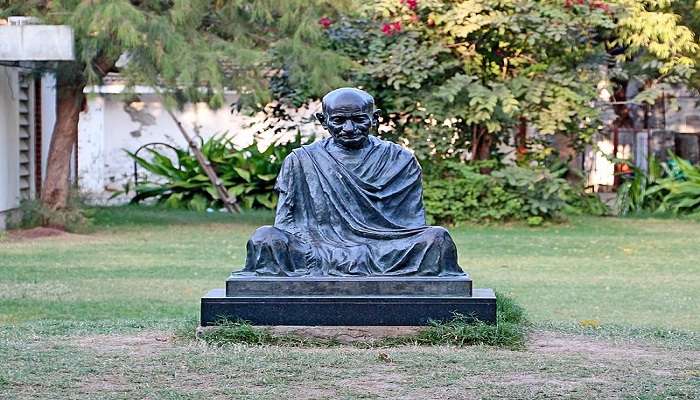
[7, 226, 67, 240]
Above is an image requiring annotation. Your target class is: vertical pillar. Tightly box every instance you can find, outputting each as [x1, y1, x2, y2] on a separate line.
[77, 95, 106, 200]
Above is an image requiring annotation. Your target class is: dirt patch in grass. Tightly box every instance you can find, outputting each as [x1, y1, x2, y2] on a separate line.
[78, 374, 133, 395]
[51, 329, 698, 399]
[73, 331, 173, 357]
[7, 227, 67, 240]
[530, 331, 687, 361]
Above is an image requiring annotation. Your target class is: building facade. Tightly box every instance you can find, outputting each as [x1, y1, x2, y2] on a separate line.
[0, 18, 72, 229]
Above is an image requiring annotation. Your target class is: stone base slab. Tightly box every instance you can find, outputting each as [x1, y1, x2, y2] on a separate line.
[200, 288, 496, 326]
[226, 275, 472, 297]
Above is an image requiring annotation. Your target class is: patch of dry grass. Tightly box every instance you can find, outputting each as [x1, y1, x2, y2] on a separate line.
[1, 328, 697, 399]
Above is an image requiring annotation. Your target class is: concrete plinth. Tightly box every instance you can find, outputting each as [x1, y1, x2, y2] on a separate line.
[200, 287, 496, 327]
[226, 275, 472, 297]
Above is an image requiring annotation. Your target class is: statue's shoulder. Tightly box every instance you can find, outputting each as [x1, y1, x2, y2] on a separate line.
[370, 136, 415, 161]
[289, 138, 327, 157]
[281, 139, 323, 165]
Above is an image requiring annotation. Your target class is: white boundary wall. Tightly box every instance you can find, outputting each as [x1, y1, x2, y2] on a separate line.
[77, 91, 325, 204]
[0, 66, 21, 228]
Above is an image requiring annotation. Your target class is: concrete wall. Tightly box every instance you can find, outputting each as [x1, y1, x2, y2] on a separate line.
[0, 24, 74, 61]
[0, 66, 20, 228]
[40, 73, 56, 179]
[77, 93, 324, 203]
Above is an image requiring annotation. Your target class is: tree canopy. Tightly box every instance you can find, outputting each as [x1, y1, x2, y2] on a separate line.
[1, 0, 698, 210]
[0, 0, 357, 209]
[321, 0, 698, 162]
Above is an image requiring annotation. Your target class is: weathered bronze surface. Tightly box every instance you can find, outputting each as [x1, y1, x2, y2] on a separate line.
[237, 88, 465, 277]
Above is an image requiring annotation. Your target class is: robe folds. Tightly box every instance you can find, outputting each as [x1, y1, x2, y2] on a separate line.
[239, 136, 465, 277]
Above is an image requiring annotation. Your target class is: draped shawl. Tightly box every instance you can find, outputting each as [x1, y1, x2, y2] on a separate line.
[257, 136, 463, 276]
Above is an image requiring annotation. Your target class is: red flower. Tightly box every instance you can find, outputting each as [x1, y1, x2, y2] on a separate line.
[318, 17, 332, 29]
[402, 0, 418, 10]
[590, 0, 609, 12]
[381, 21, 402, 36]
[381, 23, 392, 35]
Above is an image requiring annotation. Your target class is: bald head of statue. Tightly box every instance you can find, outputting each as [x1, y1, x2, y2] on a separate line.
[315, 88, 381, 150]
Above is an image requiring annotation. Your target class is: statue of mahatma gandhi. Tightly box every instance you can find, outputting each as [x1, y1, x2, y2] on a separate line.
[200, 88, 496, 327]
[237, 88, 465, 277]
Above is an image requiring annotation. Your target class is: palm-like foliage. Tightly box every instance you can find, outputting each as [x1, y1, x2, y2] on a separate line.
[616, 153, 700, 216]
[616, 156, 666, 215]
[658, 154, 700, 215]
[127, 134, 304, 211]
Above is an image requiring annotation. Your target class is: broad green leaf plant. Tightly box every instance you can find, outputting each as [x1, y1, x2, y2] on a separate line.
[127, 135, 304, 211]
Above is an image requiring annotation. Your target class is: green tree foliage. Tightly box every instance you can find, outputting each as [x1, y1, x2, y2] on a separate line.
[609, 0, 698, 105]
[325, 0, 698, 162]
[668, 0, 700, 89]
[1, 0, 356, 106]
[0, 0, 357, 209]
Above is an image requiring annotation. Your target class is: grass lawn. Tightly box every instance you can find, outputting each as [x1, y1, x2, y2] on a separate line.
[0, 206, 698, 399]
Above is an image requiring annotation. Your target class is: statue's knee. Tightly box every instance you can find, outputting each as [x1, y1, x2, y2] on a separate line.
[423, 226, 451, 243]
[250, 226, 287, 246]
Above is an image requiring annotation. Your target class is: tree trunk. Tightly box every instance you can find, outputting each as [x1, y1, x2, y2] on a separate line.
[476, 131, 492, 161]
[516, 117, 527, 162]
[470, 125, 493, 173]
[40, 79, 85, 210]
[471, 125, 493, 162]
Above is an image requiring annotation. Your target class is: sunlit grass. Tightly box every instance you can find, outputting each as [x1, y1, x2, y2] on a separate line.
[0, 205, 698, 331]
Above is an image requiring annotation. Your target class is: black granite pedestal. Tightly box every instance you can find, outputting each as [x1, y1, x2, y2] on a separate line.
[200, 275, 496, 326]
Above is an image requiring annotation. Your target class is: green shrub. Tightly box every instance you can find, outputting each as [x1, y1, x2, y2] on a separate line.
[127, 134, 305, 211]
[657, 154, 700, 215]
[565, 190, 609, 216]
[423, 162, 583, 224]
[616, 156, 666, 215]
[15, 190, 93, 233]
[492, 166, 571, 218]
[616, 153, 700, 216]
[422, 162, 523, 224]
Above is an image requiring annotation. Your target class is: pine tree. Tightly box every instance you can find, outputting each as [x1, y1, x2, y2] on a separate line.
[0, 0, 356, 210]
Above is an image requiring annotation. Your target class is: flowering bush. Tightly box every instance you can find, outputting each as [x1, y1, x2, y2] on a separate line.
[323, 0, 696, 164]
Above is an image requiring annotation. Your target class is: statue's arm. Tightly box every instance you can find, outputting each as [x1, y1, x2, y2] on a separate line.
[409, 153, 428, 225]
[273, 153, 296, 227]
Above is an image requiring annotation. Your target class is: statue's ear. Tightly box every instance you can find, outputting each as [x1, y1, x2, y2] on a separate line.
[372, 109, 382, 127]
[315, 112, 327, 127]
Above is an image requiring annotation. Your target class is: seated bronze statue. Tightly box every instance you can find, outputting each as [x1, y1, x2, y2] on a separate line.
[237, 88, 465, 277]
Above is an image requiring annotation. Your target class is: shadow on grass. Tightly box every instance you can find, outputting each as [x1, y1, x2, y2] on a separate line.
[183, 293, 527, 349]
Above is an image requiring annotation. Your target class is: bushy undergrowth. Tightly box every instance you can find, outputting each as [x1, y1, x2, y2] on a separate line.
[194, 293, 526, 349]
[194, 321, 340, 347]
[15, 192, 93, 233]
[422, 161, 606, 225]
[617, 154, 700, 216]
[397, 293, 527, 349]
[127, 134, 305, 211]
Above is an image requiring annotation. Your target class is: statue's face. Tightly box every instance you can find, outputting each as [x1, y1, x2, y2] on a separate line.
[325, 104, 373, 149]
[316, 89, 380, 150]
